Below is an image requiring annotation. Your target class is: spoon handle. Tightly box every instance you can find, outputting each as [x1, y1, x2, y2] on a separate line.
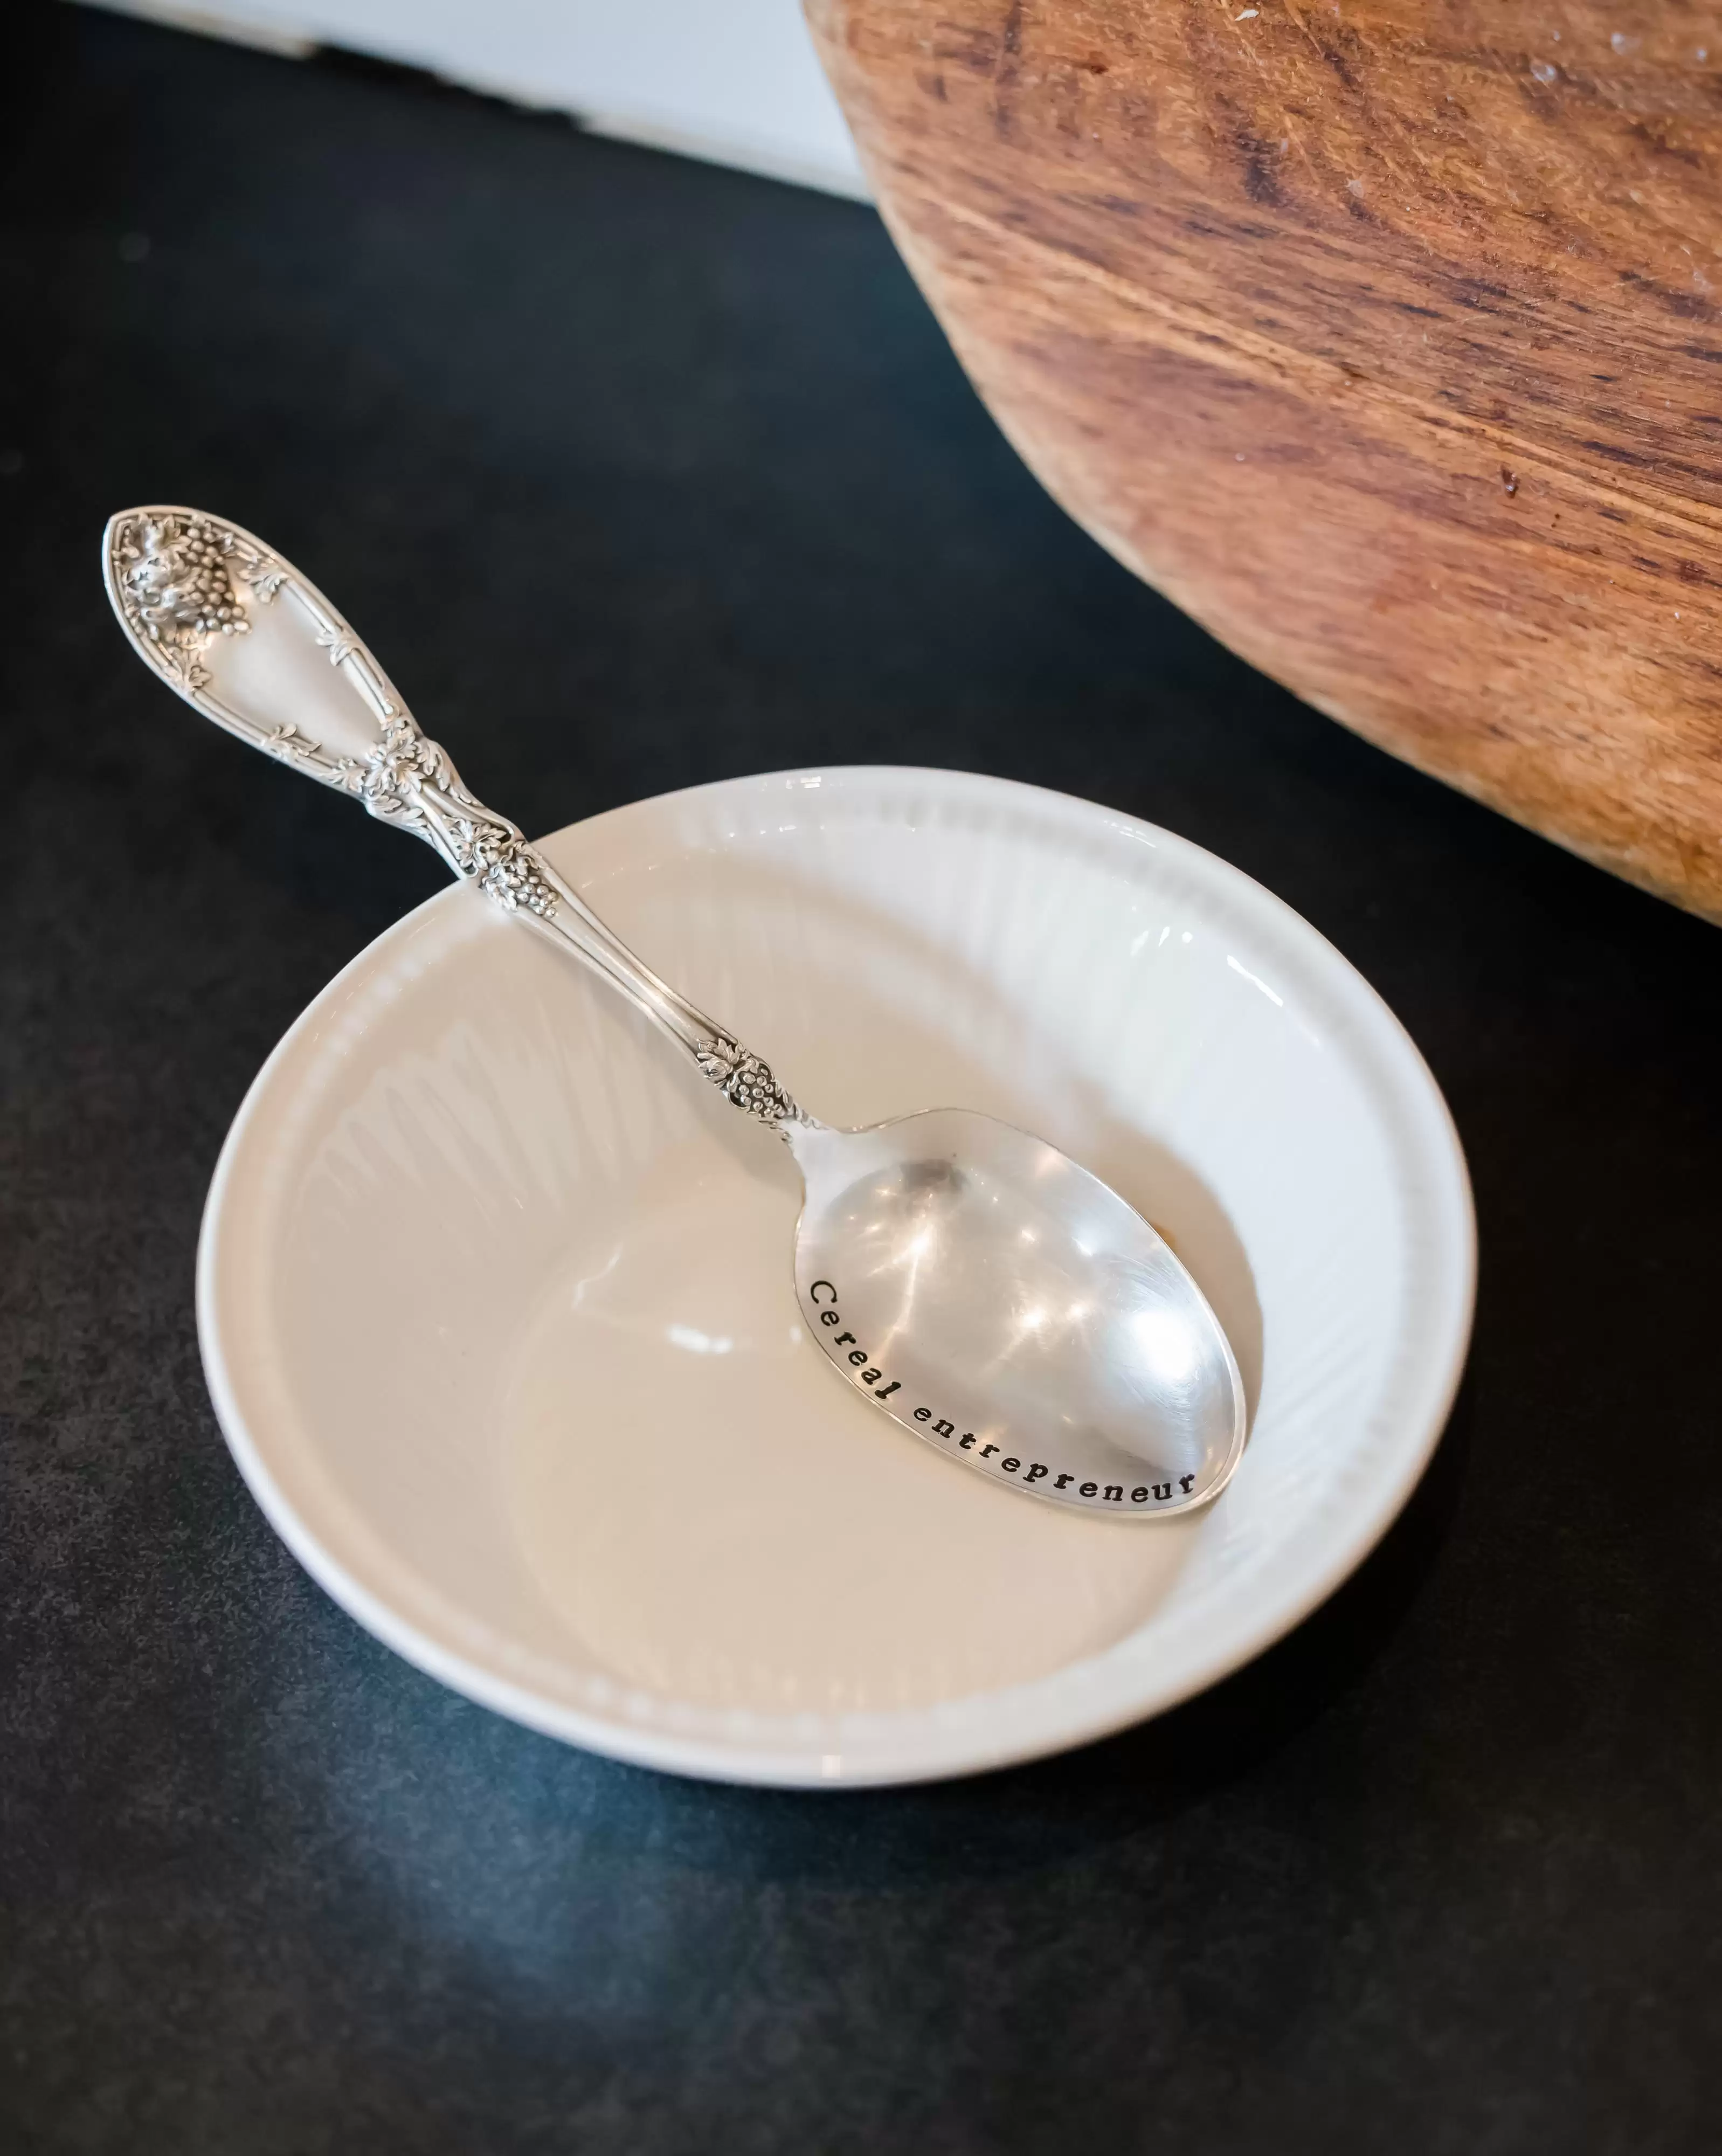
[102, 507, 802, 1129]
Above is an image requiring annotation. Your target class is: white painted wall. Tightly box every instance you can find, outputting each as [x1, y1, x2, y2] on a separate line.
[85, 0, 869, 198]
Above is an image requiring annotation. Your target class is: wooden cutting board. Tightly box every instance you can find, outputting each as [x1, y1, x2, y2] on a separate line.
[807, 1, 1722, 921]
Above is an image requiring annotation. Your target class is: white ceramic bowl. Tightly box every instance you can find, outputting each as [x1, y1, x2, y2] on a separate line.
[200, 767, 1474, 1786]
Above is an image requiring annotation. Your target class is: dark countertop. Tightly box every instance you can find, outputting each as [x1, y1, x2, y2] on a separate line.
[3, 9, 1719, 2151]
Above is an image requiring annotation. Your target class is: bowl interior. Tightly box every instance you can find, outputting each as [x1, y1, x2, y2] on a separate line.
[203, 768, 1472, 1783]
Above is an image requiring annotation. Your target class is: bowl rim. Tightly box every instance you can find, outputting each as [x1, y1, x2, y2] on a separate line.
[197, 764, 1477, 1787]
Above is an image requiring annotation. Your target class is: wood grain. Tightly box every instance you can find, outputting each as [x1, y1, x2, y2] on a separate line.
[807, 0, 1722, 918]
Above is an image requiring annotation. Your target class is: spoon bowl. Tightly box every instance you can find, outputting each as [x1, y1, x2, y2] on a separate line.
[791, 1111, 1242, 1509]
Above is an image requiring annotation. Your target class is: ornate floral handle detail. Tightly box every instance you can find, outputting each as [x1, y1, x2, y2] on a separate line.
[103, 507, 803, 1130]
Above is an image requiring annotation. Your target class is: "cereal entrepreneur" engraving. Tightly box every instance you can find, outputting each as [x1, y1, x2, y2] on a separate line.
[806, 1279, 1195, 1506]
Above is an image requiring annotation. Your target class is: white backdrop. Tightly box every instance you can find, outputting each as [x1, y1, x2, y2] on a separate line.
[85, 0, 869, 197]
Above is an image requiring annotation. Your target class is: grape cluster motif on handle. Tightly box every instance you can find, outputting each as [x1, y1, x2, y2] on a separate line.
[109, 512, 277, 685]
[696, 1036, 800, 1127]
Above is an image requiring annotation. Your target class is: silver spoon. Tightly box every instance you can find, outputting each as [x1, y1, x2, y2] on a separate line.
[103, 507, 1247, 1518]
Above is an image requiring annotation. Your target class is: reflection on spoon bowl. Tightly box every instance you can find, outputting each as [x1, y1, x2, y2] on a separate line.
[790, 1110, 1245, 1512]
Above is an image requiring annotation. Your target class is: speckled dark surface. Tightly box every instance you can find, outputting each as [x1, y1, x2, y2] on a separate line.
[3, 8, 1720, 2151]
